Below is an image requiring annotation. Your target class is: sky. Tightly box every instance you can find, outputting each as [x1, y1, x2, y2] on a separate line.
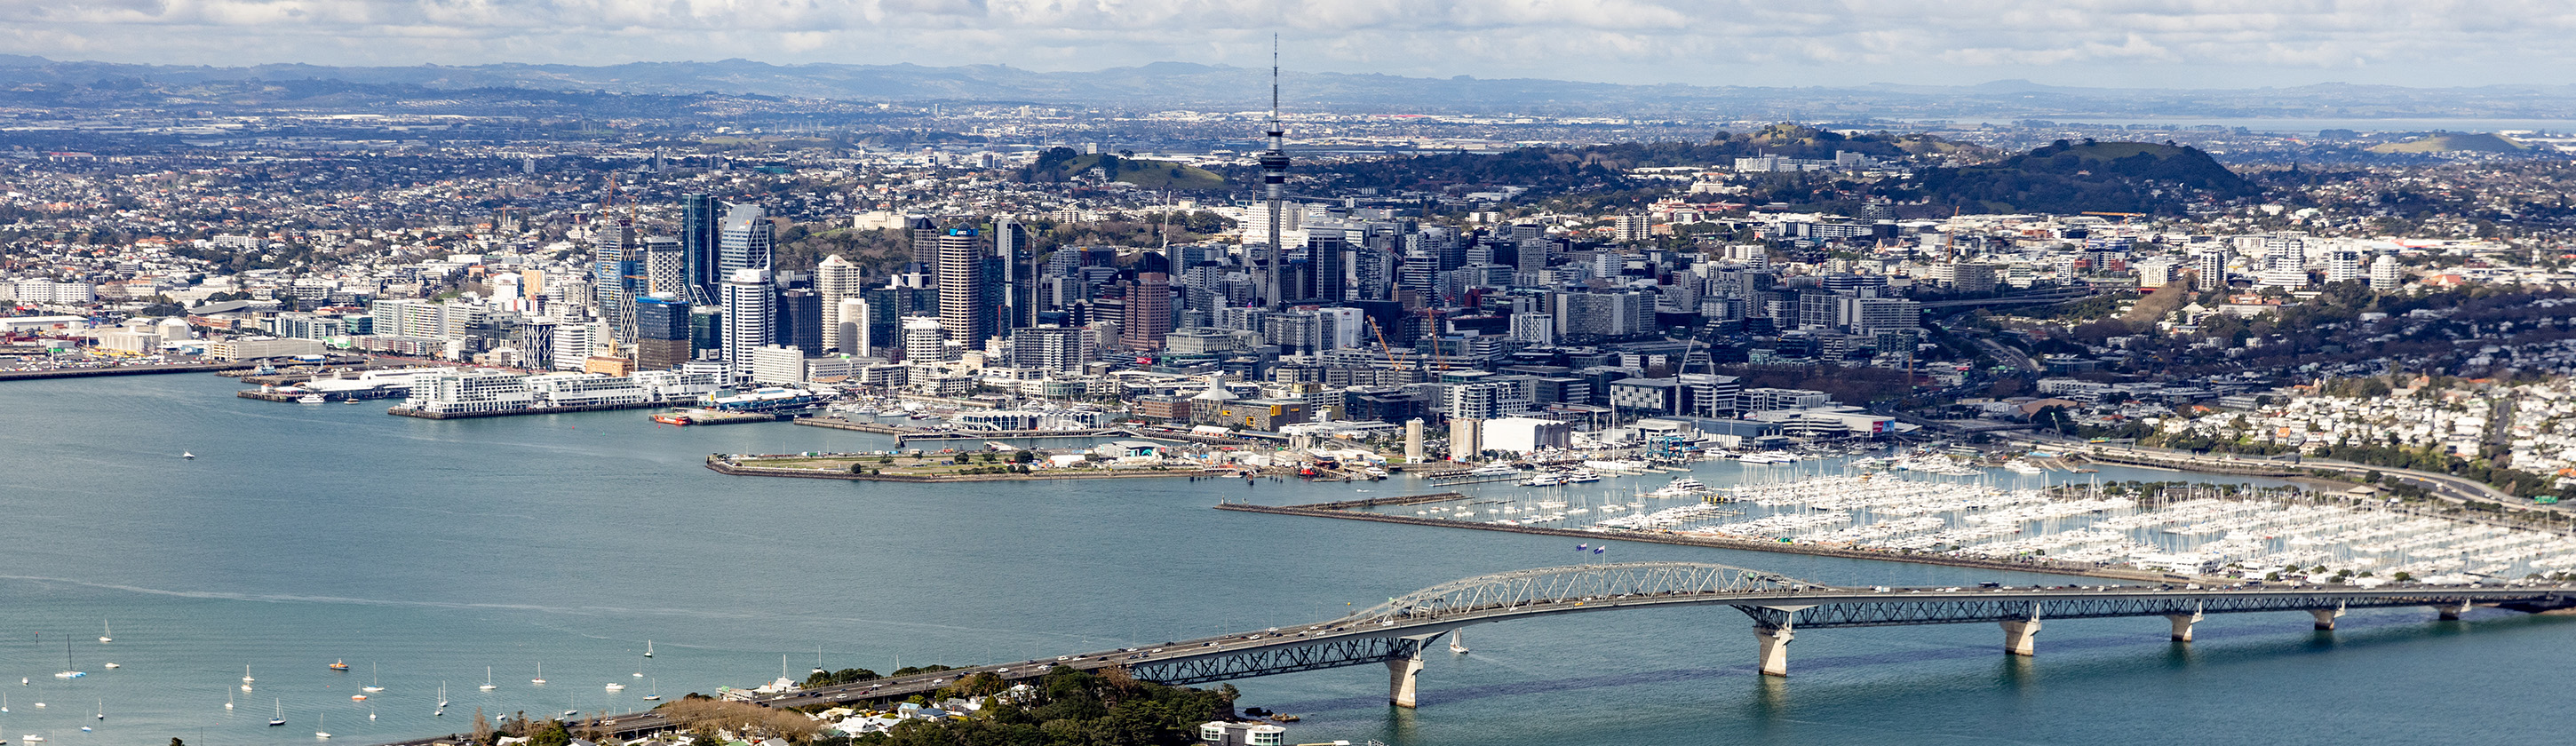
[1, 0, 2570, 89]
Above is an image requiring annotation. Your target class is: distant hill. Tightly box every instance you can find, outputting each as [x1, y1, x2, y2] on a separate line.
[1305, 126, 1985, 194]
[2366, 131, 2526, 154]
[1906, 139, 2259, 215]
[17, 56, 2576, 118]
[1021, 149, 1225, 190]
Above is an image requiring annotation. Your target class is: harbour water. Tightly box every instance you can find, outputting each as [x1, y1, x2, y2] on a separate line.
[4, 374, 2572, 745]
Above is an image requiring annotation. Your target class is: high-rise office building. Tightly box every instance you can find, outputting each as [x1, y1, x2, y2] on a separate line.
[1306, 230, 1347, 302]
[902, 316, 949, 362]
[1123, 272, 1174, 350]
[593, 216, 643, 342]
[718, 203, 772, 281]
[815, 254, 866, 353]
[1009, 325, 1093, 374]
[993, 217, 1029, 330]
[634, 297, 693, 371]
[721, 268, 775, 381]
[834, 298, 871, 356]
[907, 215, 942, 266]
[681, 194, 720, 305]
[777, 289, 823, 356]
[642, 236, 686, 298]
[934, 227, 991, 347]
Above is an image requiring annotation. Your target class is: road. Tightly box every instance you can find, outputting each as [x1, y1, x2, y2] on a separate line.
[2005, 433, 2551, 515]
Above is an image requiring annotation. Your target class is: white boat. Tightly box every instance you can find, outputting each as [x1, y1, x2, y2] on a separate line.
[643, 640, 653, 658]
[269, 700, 285, 726]
[224, 692, 232, 710]
[1467, 464, 1519, 476]
[97, 621, 111, 644]
[99, 663, 116, 670]
[642, 679, 660, 701]
[92, 699, 101, 720]
[1449, 631, 1468, 654]
[362, 663, 384, 693]
[316, 711, 330, 739]
[181, 452, 194, 459]
[22, 735, 42, 742]
[604, 682, 624, 692]
[1562, 471, 1602, 483]
[530, 662, 545, 686]
[1522, 474, 1564, 487]
[53, 637, 83, 679]
[4, 693, 10, 712]
[242, 665, 255, 684]
[437, 682, 448, 709]
[298, 393, 326, 404]
[480, 667, 497, 691]
[2004, 460, 2045, 475]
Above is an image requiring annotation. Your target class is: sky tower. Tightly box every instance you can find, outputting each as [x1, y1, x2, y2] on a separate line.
[1258, 38, 1291, 310]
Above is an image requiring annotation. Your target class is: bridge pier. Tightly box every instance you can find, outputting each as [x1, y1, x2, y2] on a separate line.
[2000, 618, 2042, 656]
[1755, 624, 1794, 677]
[2166, 609, 2204, 642]
[1386, 651, 1425, 708]
[2437, 600, 2473, 621]
[2310, 605, 2345, 631]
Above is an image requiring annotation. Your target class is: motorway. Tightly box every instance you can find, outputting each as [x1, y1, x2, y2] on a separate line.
[366, 578, 2576, 746]
[2005, 432, 2547, 513]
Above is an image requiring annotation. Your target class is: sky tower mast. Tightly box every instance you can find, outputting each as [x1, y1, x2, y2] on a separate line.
[1258, 36, 1291, 310]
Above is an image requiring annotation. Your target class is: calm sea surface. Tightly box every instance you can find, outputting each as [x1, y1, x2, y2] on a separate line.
[1, 374, 2565, 745]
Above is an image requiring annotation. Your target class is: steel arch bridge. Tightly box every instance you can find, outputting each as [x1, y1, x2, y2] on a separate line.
[1343, 561, 1816, 623]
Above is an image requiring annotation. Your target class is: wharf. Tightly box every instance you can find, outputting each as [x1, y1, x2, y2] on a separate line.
[706, 454, 1228, 482]
[795, 416, 910, 434]
[891, 428, 1120, 446]
[1427, 472, 1523, 487]
[1215, 502, 2170, 583]
[797, 417, 1212, 447]
[235, 390, 397, 403]
[388, 400, 675, 420]
[0, 361, 256, 380]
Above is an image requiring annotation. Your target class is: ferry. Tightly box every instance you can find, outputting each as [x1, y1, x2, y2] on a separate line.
[1562, 470, 1602, 483]
[1522, 473, 1565, 487]
[1467, 464, 1520, 476]
[297, 393, 326, 404]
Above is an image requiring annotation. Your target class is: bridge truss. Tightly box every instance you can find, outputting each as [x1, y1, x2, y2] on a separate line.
[1347, 561, 1815, 623]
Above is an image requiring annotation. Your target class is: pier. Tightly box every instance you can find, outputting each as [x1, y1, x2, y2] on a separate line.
[0, 361, 257, 380]
[387, 400, 675, 419]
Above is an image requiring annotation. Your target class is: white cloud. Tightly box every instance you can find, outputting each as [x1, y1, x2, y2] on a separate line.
[1, 0, 2573, 88]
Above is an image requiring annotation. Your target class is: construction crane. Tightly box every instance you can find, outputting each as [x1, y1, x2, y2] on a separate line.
[1367, 316, 1408, 371]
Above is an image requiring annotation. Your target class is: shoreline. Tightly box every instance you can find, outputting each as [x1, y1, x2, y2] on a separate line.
[1214, 502, 2176, 583]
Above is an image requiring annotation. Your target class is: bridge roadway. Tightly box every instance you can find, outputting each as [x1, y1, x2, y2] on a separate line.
[366, 563, 2576, 744]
